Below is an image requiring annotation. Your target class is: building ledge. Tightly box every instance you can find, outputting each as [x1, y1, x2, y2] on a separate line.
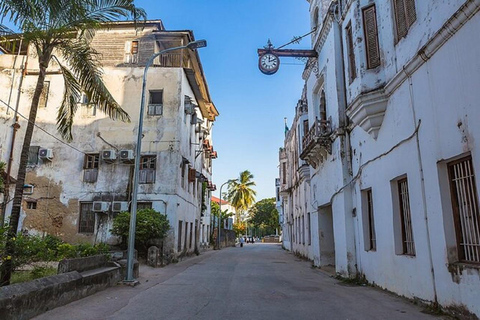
[346, 87, 388, 140]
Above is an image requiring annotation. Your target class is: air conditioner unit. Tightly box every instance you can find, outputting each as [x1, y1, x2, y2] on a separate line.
[39, 148, 53, 161]
[92, 201, 110, 212]
[102, 150, 117, 162]
[112, 201, 129, 212]
[119, 150, 134, 162]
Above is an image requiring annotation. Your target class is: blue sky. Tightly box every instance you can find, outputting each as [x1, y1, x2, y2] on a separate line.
[146, 0, 311, 200]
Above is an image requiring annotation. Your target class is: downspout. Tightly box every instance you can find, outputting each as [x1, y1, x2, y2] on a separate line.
[403, 66, 438, 304]
[1, 42, 27, 227]
[332, 1, 357, 276]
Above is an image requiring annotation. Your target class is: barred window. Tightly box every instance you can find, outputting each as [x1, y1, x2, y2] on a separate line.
[79, 202, 95, 233]
[346, 22, 357, 82]
[398, 178, 415, 255]
[448, 156, 480, 263]
[139, 155, 156, 184]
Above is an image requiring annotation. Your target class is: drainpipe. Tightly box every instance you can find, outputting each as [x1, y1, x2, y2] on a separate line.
[1, 43, 27, 227]
[331, 1, 357, 276]
[403, 66, 438, 304]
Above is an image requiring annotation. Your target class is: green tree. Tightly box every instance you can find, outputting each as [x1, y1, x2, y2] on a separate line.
[111, 209, 170, 254]
[0, 0, 145, 286]
[211, 200, 233, 229]
[227, 170, 257, 220]
[250, 198, 279, 237]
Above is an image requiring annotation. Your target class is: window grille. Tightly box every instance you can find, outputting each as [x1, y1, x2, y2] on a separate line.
[346, 23, 357, 82]
[79, 202, 95, 233]
[448, 156, 480, 263]
[83, 154, 99, 183]
[393, 0, 416, 41]
[362, 5, 381, 69]
[137, 202, 153, 210]
[398, 178, 415, 255]
[366, 189, 376, 251]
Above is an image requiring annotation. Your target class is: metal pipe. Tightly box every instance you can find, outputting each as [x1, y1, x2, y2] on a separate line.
[125, 40, 207, 282]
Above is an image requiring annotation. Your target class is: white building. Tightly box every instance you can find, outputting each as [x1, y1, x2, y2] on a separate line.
[0, 20, 219, 261]
[279, 0, 480, 316]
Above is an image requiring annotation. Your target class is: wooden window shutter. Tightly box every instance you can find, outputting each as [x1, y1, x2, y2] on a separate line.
[346, 23, 356, 82]
[405, 0, 417, 28]
[363, 5, 381, 69]
[394, 0, 416, 41]
[188, 168, 196, 182]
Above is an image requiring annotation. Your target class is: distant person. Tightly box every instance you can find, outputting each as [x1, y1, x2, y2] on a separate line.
[240, 236, 244, 247]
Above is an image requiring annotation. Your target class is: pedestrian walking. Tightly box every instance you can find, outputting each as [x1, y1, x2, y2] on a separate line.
[240, 236, 244, 247]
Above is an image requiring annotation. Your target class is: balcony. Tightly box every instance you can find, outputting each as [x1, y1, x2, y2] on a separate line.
[153, 52, 190, 68]
[300, 118, 333, 169]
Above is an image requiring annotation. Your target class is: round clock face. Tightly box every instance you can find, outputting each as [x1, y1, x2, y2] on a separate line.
[259, 52, 280, 75]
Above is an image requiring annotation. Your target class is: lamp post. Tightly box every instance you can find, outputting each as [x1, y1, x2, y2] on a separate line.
[217, 179, 235, 250]
[125, 39, 207, 282]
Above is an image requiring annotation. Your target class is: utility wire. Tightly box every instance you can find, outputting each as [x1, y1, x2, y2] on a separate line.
[0, 98, 87, 156]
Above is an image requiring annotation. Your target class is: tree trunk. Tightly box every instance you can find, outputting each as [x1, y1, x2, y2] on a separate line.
[0, 54, 49, 286]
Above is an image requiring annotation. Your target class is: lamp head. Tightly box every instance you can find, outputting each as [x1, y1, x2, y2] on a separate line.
[187, 39, 207, 50]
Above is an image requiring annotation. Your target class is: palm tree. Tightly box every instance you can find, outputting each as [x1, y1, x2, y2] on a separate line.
[227, 170, 257, 220]
[0, 0, 145, 286]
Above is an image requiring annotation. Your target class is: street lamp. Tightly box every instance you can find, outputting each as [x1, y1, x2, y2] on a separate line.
[125, 39, 207, 282]
[217, 179, 235, 250]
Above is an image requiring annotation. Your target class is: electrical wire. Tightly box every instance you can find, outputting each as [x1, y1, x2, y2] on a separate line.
[0, 98, 88, 156]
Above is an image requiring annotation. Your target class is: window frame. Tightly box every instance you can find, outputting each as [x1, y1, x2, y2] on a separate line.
[393, 0, 417, 43]
[448, 155, 480, 264]
[147, 90, 163, 116]
[362, 4, 381, 69]
[362, 188, 377, 251]
[79, 202, 95, 234]
[397, 178, 415, 256]
[38, 81, 50, 108]
[139, 155, 156, 184]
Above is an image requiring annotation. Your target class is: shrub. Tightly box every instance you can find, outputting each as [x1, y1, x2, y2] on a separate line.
[111, 209, 170, 253]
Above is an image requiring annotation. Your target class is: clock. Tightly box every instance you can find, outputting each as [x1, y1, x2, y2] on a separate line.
[259, 52, 280, 75]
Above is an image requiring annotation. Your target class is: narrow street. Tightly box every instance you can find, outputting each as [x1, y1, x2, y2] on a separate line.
[35, 244, 446, 320]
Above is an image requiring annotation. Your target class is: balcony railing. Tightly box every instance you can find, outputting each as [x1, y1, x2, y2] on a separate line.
[153, 52, 190, 68]
[300, 118, 333, 168]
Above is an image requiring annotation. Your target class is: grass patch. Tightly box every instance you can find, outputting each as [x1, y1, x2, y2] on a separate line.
[11, 266, 57, 284]
[335, 274, 369, 286]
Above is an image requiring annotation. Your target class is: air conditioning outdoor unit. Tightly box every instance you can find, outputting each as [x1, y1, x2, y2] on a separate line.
[112, 201, 129, 212]
[39, 148, 53, 161]
[119, 150, 134, 162]
[92, 201, 110, 212]
[102, 150, 117, 162]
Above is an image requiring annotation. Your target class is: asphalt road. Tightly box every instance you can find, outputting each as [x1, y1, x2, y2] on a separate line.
[35, 243, 446, 320]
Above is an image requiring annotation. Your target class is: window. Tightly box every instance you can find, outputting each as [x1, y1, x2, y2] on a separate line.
[139, 155, 156, 184]
[189, 222, 193, 248]
[39, 81, 50, 108]
[124, 40, 139, 63]
[137, 202, 152, 210]
[79, 202, 95, 233]
[178, 220, 183, 251]
[307, 212, 311, 245]
[393, 0, 416, 41]
[83, 153, 99, 183]
[303, 120, 309, 136]
[147, 90, 163, 116]
[363, 5, 381, 69]
[319, 89, 326, 121]
[184, 221, 188, 250]
[282, 162, 286, 184]
[363, 189, 376, 251]
[28, 146, 40, 166]
[346, 22, 357, 82]
[448, 156, 480, 263]
[181, 161, 186, 189]
[398, 178, 415, 255]
[26, 201, 37, 209]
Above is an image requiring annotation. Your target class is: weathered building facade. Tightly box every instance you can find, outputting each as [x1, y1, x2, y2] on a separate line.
[0, 20, 219, 260]
[279, 0, 480, 316]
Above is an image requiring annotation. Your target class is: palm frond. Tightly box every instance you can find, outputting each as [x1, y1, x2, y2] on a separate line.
[56, 40, 130, 140]
[53, 55, 82, 141]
